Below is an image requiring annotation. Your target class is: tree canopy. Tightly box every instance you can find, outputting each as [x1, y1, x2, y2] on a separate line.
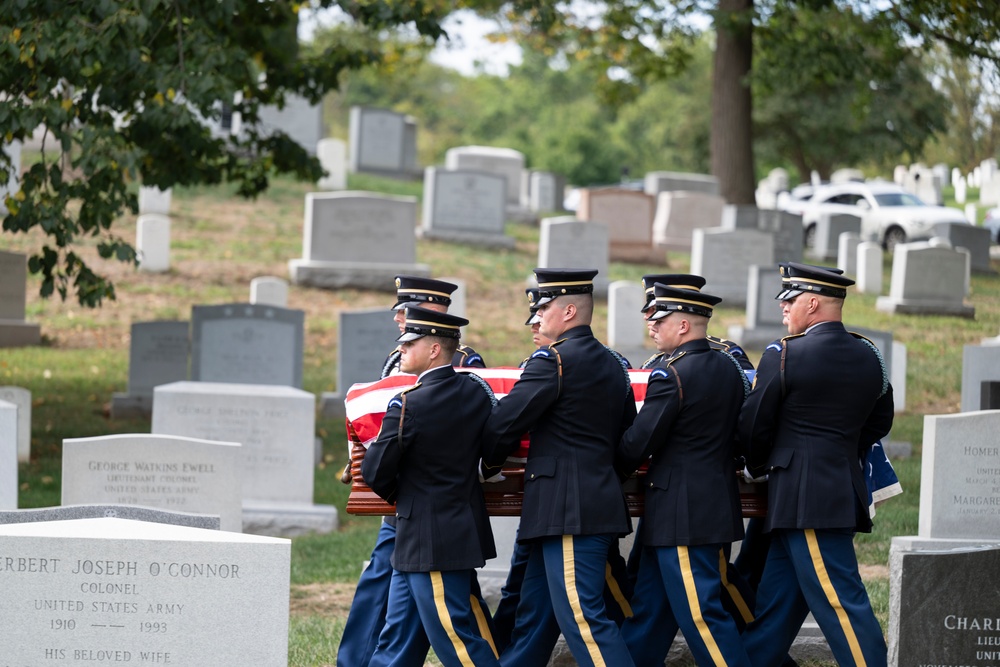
[0, 0, 449, 306]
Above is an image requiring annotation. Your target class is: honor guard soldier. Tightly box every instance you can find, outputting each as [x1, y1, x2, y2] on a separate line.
[482, 268, 637, 667]
[381, 275, 485, 378]
[617, 283, 752, 666]
[739, 262, 893, 667]
[363, 307, 501, 667]
[637, 274, 753, 375]
[337, 274, 491, 667]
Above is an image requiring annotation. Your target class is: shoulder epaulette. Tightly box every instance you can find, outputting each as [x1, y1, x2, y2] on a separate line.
[641, 352, 666, 369]
[464, 372, 498, 407]
[550, 337, 568, 347]
[849, 332, 889, 397]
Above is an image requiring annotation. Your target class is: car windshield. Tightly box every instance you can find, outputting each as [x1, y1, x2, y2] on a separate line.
[873, 192, 925, 207]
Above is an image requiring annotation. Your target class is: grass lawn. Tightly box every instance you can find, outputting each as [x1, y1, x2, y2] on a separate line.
[4, 172, 998, 666]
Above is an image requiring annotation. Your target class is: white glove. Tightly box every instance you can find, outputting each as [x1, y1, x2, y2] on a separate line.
[478, 459, 506, 484]
[741, 466, 769, 484]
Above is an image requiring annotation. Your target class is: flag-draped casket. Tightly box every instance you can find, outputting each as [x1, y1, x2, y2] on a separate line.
[343, 367, 767, 517]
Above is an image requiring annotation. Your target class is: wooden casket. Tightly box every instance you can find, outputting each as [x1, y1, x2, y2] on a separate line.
[342, 369, 767, 518]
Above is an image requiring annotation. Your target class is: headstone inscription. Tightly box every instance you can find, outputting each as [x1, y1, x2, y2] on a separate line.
[577, 188, 661, 263]
[876, 241, 974, 317]
[152, 381, 335, 536]
[110, 321, 190, 420]
[0, 250, 41, 347]
[889, 543, 1000, 667]
[289, 190, 429, 290]
[419, 167, 513, 248]
[537, 218, 610, 297]
[190, 303, 304, 388]
[919, 410, 1000, 539]
[0, 386, 31, 462]
[0, 517, 290, 665]
[62, 434, 243, 532]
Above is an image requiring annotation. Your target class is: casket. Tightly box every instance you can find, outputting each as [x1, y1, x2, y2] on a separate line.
[343, 369, 767, 518]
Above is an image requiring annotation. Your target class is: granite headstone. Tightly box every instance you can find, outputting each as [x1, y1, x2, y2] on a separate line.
[419, 168, 512, 248]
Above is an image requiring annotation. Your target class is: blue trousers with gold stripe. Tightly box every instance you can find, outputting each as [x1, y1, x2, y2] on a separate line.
[502, 534, 634, 667]
[337, 518, 395, 667]
[376, 569, 501, 667]
[622, 544, 751, 667]
[743, 528, 887, 667]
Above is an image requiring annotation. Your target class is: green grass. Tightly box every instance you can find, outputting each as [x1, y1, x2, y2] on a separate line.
[9, 170, 1000, 665]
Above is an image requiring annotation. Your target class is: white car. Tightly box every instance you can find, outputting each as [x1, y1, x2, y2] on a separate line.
[801, 181, 969, 251]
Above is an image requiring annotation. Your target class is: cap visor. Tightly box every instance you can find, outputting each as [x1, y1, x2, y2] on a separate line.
[534, 295, 555, 307]
[775, 288, 804, 301]
[640, 298, 654, 312]
[395, 331, 424, 343]
[647, 309, 671, 321]
[525, 312, 541, 325]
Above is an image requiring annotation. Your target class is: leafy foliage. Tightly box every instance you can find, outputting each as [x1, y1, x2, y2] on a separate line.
[0, 0, 444, 306]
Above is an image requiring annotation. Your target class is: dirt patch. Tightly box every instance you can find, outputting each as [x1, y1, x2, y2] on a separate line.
[859, 563, 889, 580]
[289, 582, 357, 617]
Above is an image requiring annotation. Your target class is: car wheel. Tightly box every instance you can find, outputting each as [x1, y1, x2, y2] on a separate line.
[804, 223, 816, 248]
[883, 226, 906, 252]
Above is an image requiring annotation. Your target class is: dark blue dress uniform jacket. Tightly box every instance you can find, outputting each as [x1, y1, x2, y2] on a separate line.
[738, 321, 894, 534]
[618, 339, 747, 547]
[482, 325, 637, 541]
[362, 366, 497, 571]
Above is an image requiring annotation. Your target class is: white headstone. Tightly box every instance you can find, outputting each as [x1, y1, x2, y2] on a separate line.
[652, 191, 726, 252]
[976, 174, 1000, 207]
[537, 218, 610, 296]
[691, 228, 775, 306]
[837, 232, 861, 275]
[892, 341, 907, 414]
[444, 145, 525, 206]
[830, 168, 864, 184]
[289, 191, 429, 290]
[954, 178, 967, 205]
[0, 517, 290, 665]
[0, 400, 16, 508]
[152, 382, 334, 537]
[190, 303, 304, 388]
[964, 203, 978, 224]
[316, 138, 348, 190]
[138, 186, 172, 215]
[419, 167, 512, 248]
[0, 386, 31, 463]
[250, 276, 289, 307]
[856, 242, 883, 295]
[0, 250, 41, 347]
[607, 281, 647, 357]
[919, 410, 1000, 539]
[136, 213, 171, 273]
[959, 345, 1000, 413]
[62, 434, 243, 532]
[438, 276, 467, 319]
[529, 171, 564, 213]
[876, 242, 974, 317]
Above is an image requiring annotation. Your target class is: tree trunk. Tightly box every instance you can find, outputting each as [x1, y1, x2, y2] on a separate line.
[711, 0, 756, 205]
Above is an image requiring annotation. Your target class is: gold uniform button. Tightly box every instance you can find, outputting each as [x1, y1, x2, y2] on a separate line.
[530, 473, 535, 479]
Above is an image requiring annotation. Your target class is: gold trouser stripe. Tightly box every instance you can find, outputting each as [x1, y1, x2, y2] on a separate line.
[718, 548, 754, 624]
[604, 562, 634, 618]
[470, 593, 499, 658]
[562, 535, 606, 667]
[804, 530, 867, 666]
[430, 571, 476, 667]
[678, 546, 727, 666]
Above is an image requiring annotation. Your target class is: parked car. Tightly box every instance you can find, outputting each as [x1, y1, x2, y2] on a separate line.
[775, 183, 818, 217]
[984, 206, 1000, 243]
[801, 181, 970, 251]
